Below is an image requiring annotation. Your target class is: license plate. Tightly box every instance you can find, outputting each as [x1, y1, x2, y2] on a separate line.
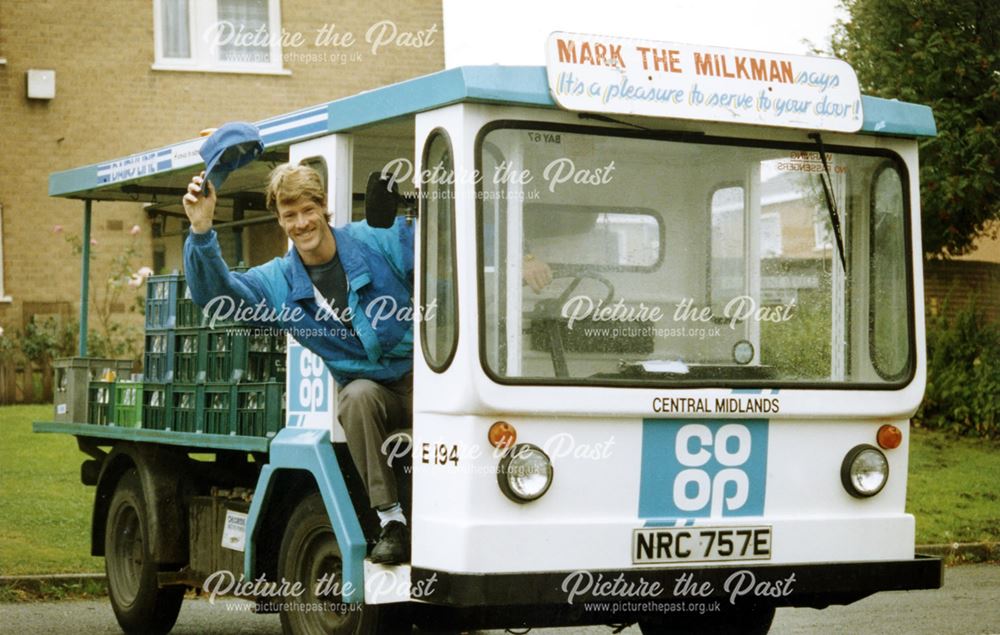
[632, 526, 772, 564]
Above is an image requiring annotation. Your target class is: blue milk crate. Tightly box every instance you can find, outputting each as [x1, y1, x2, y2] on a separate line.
[144, 272, 182, 330]
[143, 329, 175, 383]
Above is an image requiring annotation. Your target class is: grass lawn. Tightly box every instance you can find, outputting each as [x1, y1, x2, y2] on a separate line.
[907, 425, 1000, 544]
[0, 405, 104, 575]
[1, 405, 997, 575]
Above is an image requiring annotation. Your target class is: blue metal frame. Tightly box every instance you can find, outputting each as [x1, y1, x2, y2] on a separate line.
[244, 427, 366, 604]
[48, 66, 936, 198]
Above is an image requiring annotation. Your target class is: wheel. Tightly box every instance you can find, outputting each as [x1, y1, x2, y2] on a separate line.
[638, 605, 775, 635]
[278, 492, 407, 634]
[105, 469, 184, 635]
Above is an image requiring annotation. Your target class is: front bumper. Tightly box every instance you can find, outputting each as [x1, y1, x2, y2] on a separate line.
[411, 555, 943, 609]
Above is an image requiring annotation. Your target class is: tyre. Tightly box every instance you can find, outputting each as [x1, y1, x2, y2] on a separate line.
[278, 492, 407, 634]
[105, 469, 184, 635]
[638, 606, 775, 635]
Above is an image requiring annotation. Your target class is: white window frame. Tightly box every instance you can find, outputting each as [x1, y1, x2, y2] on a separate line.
[0, 204, 12, 303]
[152, 0, 289, 75]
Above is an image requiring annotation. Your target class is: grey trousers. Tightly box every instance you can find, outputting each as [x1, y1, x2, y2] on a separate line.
[337, 373, 412, 509]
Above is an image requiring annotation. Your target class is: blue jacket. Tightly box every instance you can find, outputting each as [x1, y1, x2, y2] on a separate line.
[183, 217, 415, 386]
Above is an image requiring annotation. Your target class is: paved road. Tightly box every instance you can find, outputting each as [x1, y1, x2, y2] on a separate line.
[2, 564, 998, 634]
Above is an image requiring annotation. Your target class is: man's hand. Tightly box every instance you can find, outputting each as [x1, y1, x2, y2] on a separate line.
[523, 254, 553, 293]
[182, 171, 216, 234]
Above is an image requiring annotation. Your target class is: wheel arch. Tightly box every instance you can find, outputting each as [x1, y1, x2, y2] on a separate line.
[92, 442, 192, 563]
[243, 428, 368, 604]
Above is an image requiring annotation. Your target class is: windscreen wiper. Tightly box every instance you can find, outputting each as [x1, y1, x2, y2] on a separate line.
[808, 132, 847, 271]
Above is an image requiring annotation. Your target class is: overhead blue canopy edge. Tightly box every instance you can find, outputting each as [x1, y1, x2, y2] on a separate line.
[48, 65, 936, 198]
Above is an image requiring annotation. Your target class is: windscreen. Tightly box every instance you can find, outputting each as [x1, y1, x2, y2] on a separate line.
[477, 125, 912, 387]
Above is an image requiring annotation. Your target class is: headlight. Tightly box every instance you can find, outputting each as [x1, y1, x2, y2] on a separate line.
[840, 444, 889, 497]
[497, 444, 553, 503]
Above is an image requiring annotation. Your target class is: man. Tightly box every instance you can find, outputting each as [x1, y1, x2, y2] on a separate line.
[182, 162, 414, 564]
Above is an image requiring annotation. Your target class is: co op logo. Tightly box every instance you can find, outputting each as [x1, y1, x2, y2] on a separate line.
[289, 346, 329, 413]
[639, 420, 768, 519]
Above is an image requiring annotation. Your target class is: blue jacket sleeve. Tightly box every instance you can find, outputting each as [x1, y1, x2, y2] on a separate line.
[350, 217, 415, 285]
[183, 230, 276, 319]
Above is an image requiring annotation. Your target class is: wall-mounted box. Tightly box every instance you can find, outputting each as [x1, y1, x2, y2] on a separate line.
[27, 69, 55, 99]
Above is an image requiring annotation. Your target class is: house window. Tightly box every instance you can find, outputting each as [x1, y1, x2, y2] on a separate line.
[153, 0, 287, 75]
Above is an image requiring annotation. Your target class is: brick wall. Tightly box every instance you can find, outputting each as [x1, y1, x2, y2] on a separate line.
[0, 0, 444, 341]
[924, 259, 1000, 324]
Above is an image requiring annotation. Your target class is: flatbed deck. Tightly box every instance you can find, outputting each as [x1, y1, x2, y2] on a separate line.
[32, 421, 270, 452]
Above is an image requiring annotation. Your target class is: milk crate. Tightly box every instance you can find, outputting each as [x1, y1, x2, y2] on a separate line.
[176, 278, 206, 328]
[236, 382, 284, 438]
[143, 330, 175, 383]
[173, 328, 206, 383]
[53, 357, 134, 423]
[171, 383, 202, 433]
[205, 327, 286, 383]
[203, 384, 237, 435]
[87, 381, 115, 425]
[145, 272, 182, 330]
[142, 383, 170, 431]
[112, 381, 143, 428]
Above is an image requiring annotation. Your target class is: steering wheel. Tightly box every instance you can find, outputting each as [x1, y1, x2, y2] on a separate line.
[527, 269, 616, 377]
[530, 268, 616, 319]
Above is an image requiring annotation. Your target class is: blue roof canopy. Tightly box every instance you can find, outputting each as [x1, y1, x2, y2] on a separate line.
[49, 65, 936, 199]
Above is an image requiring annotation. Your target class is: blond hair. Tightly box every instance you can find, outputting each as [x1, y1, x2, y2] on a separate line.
[265, 163, 331, 222]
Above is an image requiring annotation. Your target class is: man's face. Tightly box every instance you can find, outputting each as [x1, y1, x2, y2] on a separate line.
[276, 197, 333, 261]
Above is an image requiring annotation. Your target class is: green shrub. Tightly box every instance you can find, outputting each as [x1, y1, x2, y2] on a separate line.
[916, 302, 1000, 438]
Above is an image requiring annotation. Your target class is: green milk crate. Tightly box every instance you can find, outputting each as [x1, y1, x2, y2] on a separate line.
[203, 384, 237, 435]
[143, 330, 175, 383]
[236, 382, 284, 438]
[87, 381, 115, 425]
[142, 383, 170, 431]
[205, 328, 247, 383]
[171, 383, 203, 433]
[112, 381, 143, 428]
[173, 328, 206, 383]
[205, 326, 286, 383]
[245, 351, 286, 383]
[176, 278, 206, 328]
[245, 328, 287, 382]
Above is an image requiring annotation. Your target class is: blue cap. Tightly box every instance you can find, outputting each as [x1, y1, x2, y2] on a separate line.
[199, 122, 264, 193]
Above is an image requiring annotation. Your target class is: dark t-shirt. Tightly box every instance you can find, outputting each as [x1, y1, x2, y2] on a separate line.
[305, 252, 353, 331]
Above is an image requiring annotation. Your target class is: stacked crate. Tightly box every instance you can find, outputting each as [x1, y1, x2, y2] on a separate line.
[86, 271, 287, 438]
[142, 273, 181, 431]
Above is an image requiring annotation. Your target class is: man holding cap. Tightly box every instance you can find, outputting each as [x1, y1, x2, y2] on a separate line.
[182, 123, 414, 565]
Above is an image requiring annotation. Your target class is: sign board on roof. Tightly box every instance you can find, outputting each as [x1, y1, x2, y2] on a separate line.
[545, 32, 863, 132]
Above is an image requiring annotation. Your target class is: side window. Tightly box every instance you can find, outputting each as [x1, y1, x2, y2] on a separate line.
[869, 164, 909, 379]
[709, 185, 746, 314]
[420, 131, 458, 371]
